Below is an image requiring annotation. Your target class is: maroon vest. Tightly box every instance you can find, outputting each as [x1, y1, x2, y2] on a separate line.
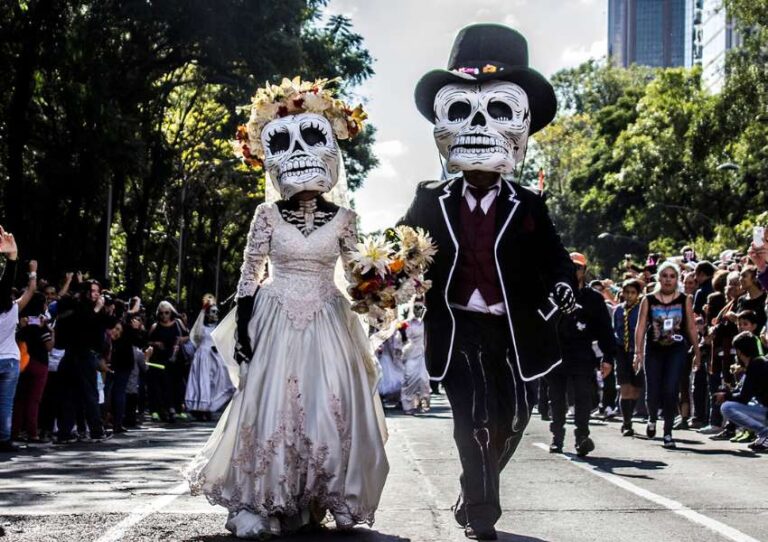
[449, 197, 504, 307]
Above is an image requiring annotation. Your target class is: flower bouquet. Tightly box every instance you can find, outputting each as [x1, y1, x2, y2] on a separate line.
[347, 226, 437, 328]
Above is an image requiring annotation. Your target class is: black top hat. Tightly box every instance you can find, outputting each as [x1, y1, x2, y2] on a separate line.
[414, 23, 557, 134]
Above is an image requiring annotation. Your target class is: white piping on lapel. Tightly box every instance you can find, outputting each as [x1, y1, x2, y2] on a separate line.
[495, 179, 563, 382]
[433, 178, 460, 382]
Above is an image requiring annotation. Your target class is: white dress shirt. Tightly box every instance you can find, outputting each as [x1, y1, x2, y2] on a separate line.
[449, 179, 507, 316]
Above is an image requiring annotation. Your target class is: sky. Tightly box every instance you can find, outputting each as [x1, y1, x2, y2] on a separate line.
[325, 0, 608, 233]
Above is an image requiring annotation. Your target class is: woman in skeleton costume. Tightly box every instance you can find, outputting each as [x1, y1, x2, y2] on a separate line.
[397, 302, 431, 414]
[184, 296, 235, 420]
[185, 78, 388, 540]
[371, 323, 404, 403]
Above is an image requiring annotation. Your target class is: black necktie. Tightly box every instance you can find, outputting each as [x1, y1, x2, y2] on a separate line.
[468, 186, 493, 217]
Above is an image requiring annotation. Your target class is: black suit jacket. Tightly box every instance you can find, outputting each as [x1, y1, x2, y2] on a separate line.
[399, 177, 576, 382]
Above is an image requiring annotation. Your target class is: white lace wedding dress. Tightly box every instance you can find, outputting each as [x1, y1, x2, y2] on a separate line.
[185, 202, 389, 538]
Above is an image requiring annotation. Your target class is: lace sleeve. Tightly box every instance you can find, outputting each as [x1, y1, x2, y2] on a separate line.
[236, 203, 274, 298]
[339, 209, 360, 278]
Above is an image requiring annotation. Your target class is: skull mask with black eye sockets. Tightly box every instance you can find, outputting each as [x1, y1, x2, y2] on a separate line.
[433, 80, 531, 175]
[261, 113, 340, 199]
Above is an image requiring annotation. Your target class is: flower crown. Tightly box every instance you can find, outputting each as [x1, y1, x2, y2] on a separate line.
[233, 76, 367, 168]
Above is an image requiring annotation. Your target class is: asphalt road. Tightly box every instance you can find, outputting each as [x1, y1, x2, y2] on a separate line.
[1, 396, 766, 542]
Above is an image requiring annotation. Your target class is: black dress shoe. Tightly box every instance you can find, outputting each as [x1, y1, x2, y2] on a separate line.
[0, 440, 20, 453]
[452, 494, 467, 527]
[575, 437, 595, 457]
[465, 524, 498, 540]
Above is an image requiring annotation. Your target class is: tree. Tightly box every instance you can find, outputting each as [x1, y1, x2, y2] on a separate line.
[0, 0, 377, 308]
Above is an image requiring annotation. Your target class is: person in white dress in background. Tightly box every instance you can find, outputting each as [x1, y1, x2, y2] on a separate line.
[371, 323, 404, 404]
[184, 296, 235, 420]
[185, 77, 388, 540]
[398, 302, 431, 415]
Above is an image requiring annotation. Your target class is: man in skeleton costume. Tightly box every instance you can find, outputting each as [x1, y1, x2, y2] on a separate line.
[400, 25, 576, 540]
[185, 78, 388, 539]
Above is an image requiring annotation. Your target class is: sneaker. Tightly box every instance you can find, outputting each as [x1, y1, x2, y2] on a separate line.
[575, 437, 595, 457]
[89, 432, 113, 442]
[748, 436, 768, 452]
[709, 429, 736, 441]
[673, 417, 690, 430]
[150, 412, 161, 422]
[621, 424, 635, 437]
[177, 412, 190, 421]
[662, 435, 676, 449]
[646, 422, 657, 439]
[549, 441, 563, 454]
[604, 406, 617, 419]
[732, 431, 756, 443]
[698, 425, 723, 435]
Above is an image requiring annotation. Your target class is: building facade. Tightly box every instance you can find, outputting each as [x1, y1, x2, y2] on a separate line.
[608, 0, 695, 68]
[700, 0, 742, 92]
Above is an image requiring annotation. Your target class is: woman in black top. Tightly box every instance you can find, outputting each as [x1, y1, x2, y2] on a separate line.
[147, 301, 189, 422]
[634, 262, 701, 449]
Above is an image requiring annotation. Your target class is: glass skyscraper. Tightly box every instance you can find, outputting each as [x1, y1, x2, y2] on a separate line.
[608, 0, 695, 68]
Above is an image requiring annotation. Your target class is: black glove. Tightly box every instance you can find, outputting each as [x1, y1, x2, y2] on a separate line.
[235, 294, 255, 364]
[553, 283, 576, 315]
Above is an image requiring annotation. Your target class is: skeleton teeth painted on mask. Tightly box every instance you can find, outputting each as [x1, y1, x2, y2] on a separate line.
[261, 113, 340, 199]
[433, 81, 530, 174]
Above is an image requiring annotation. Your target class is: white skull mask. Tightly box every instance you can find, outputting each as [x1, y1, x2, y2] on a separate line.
[433, 81, 530, 174]
[261, 113, 340, 199]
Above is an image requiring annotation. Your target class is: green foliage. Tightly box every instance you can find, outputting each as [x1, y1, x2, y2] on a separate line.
[0, 0, 376, 310]
[532, 5, 768, 278]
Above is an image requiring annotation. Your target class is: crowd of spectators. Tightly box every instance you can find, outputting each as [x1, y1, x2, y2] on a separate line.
[1, 223, 766, 458]
[550, 237, 768, 453]
[0, 228, 206, 453]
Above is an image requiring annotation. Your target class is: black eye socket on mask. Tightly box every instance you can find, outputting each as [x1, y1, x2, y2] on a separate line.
[301, 126, 327, 146]
[487, 100, 513, 120]
[447, 101, 471, 122]
[268, 131, 290, 154]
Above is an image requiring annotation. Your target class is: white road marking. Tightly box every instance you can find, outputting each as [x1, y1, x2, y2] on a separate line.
[533, 442, 761, 542]
[94, 481, 189, 542]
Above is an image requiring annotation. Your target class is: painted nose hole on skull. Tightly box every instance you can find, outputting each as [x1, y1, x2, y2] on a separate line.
[300, 126, 327, 146]
[268, 131, 290, 154]
[448, 101, 471, 122]
[470, 111, 486, 127]
[488, 100, 513, 121]
[291, 138, 306, 152]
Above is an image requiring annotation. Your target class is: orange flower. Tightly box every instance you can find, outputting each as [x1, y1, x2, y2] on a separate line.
[388, 259, 405, 274]
[358, 278, 382, 295]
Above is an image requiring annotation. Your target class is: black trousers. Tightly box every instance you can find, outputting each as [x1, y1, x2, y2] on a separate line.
[692, 364, 710, 425]
[443, 310, 534, 528]
[546, 366, 594, 444]
[602, 369, 617, 411]
[147, 365, 172, 417]
[111, 369, 131, 429]
[58, 350, 105, 439]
